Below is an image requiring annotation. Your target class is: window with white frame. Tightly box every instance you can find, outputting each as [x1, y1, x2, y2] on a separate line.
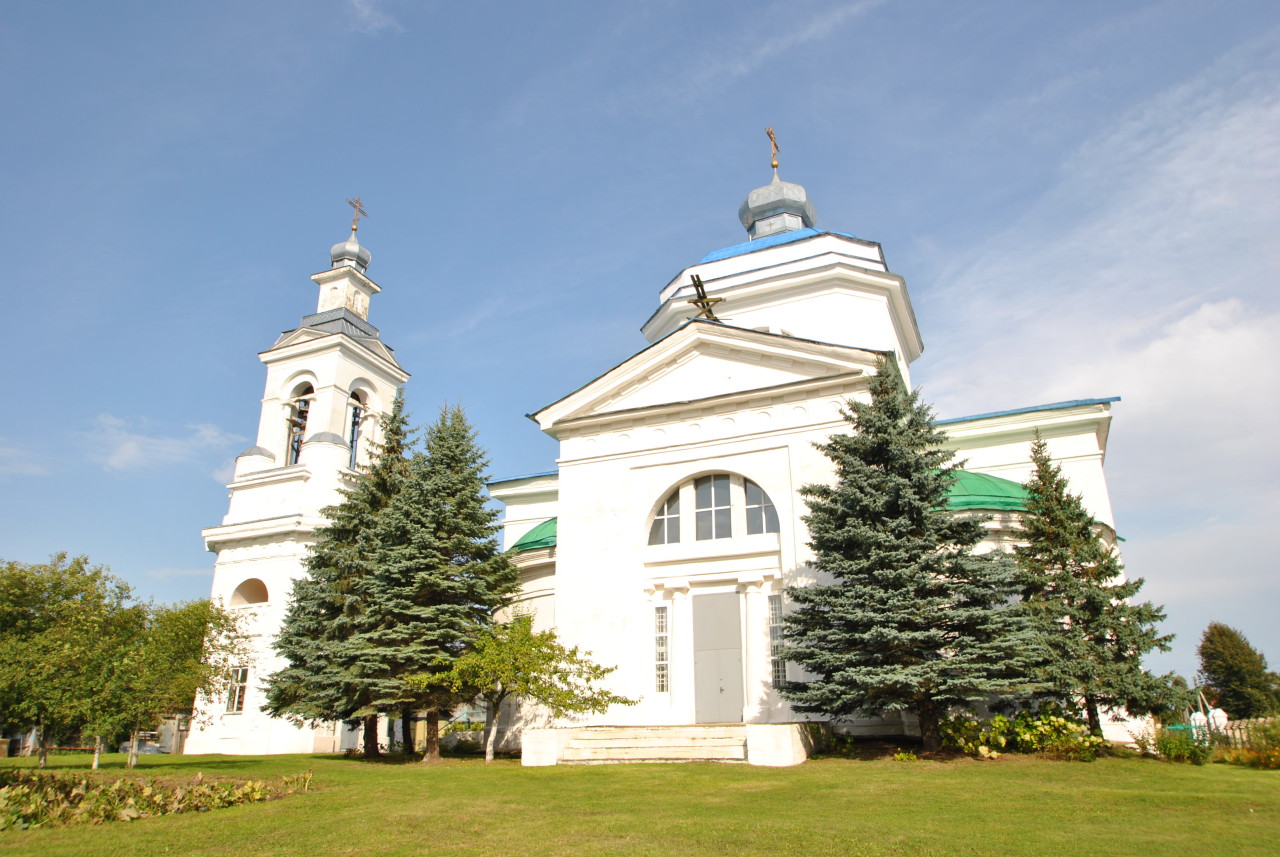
[647, 474, 779, 546]
[654, 606, 669, 692]
[227, 667, 249, 713]
[648, 491, 680, 546]
[746, 480, 780, 536]
[695, 474, 732, 540]
[769, 594, 786, 688]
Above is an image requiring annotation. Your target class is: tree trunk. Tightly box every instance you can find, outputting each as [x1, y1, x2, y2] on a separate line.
[36, 729, 48, 769]
[362, 714, 381, 758]
[127, 730, 139, 769]
[92, 736, 102, 770]
[484, 700, 499, 763]
[421, 710, 441, 764]
[401, 709, 414, 755]
[1084, 695, 1103, 737]
[917, 702, 942, 754]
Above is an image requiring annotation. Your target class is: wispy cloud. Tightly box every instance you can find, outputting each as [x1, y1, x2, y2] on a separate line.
[0, 441, 48, 478]
[496, 0, 885, 126]
[917, 32, 1280, 674]
[84, 415, 245, 476]
[347, 0, 402, 35]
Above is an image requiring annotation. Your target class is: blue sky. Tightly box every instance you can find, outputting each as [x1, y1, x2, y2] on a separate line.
[3, 0, 1278, 681]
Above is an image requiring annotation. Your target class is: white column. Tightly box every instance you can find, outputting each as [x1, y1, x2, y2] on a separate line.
[741, 578, 767, 723]
[670, 584, 693, 724]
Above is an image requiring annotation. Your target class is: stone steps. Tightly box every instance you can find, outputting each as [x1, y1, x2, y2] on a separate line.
[560, 725, 747, 764]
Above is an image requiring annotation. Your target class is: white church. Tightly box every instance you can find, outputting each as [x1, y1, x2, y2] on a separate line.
[184, 167, 1122, 765]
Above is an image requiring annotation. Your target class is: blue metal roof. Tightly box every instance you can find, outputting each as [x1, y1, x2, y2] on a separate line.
[934, 397, 1120, 426]
[698, 228, 860, 264]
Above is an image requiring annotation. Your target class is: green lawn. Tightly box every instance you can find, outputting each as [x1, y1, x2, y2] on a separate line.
[2, 752, 1275, 857]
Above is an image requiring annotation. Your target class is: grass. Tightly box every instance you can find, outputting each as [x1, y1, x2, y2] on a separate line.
[1, 751, 1276, 857]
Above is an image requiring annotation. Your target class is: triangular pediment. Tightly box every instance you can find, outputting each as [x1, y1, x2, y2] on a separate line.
[533, 321, 882, 430]
[263, 327, 405, 372]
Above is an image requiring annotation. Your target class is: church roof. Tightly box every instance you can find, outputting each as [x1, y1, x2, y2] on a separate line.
[512, 517, 557, 552]
[945, 471, 1028, 512]
[698, 227, 861, 264]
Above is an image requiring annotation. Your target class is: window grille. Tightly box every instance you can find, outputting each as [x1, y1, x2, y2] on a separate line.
[655, 606, 669, 692]
[769, 595, 786, 688]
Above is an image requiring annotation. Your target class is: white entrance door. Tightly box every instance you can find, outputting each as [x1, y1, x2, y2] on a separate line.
[693, 593, 744, 723]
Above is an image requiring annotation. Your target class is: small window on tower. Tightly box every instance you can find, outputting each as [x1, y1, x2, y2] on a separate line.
[286, 384, 314, 466]
[347, 391, 365, 469]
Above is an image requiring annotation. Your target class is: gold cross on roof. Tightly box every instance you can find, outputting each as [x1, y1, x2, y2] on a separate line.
[346, 197, 369, 232]
[765, 127, 780, 170]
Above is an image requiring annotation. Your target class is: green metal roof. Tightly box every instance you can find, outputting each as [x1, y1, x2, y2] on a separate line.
[512, 517, 557, 552]
[944, 471, 1028, 512]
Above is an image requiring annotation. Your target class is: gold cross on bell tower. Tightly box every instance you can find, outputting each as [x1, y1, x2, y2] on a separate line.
[346, 197, 369, 232]
[765, 127, 780, 170]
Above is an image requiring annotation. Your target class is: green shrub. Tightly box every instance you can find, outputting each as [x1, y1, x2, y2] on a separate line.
[892, 750, 919, 762]
[1152, 727, 1212, 765]
[0, 769, 311, 830]
[941, 704, 1108, 762]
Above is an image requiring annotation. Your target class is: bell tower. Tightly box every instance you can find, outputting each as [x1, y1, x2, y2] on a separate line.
[185, 208, 409, 756]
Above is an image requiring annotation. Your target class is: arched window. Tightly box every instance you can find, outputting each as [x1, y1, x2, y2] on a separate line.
[347, 391, 365, 469]
[285, 384, 314, 466]
[649, 491, 680, 545]
[647, 474, 779, 545]
[230, 578, 269, 606]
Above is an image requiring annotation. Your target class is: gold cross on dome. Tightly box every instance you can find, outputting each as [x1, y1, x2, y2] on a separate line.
[765, 127, 780, 170]
[347, 197, 369, 232]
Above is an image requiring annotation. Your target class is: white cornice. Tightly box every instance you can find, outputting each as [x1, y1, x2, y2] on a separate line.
[260, 330, 408, 381]
[549, 370, 869, 438]
[533, 321, 882, 432]
[202, 514, 328, 552]
[941, 401, 1115, 457]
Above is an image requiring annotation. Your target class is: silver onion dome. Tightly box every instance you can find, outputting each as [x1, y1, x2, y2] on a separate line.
[330, 230, 372, 273]
[737, 172, 817, 240]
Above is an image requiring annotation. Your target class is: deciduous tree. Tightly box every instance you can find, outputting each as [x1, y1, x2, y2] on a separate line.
[416, 613, 635, 762]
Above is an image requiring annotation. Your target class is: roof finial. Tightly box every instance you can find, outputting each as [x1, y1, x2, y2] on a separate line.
[765, 127, 780, 172]
[346, 196, 368, 233]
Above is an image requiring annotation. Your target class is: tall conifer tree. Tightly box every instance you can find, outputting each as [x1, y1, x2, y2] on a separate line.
[782, 358, 1037, 752]
[354, 404, 518, 763]
[264, 391, 412, 757]
[1015, 433, 1176, 734]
